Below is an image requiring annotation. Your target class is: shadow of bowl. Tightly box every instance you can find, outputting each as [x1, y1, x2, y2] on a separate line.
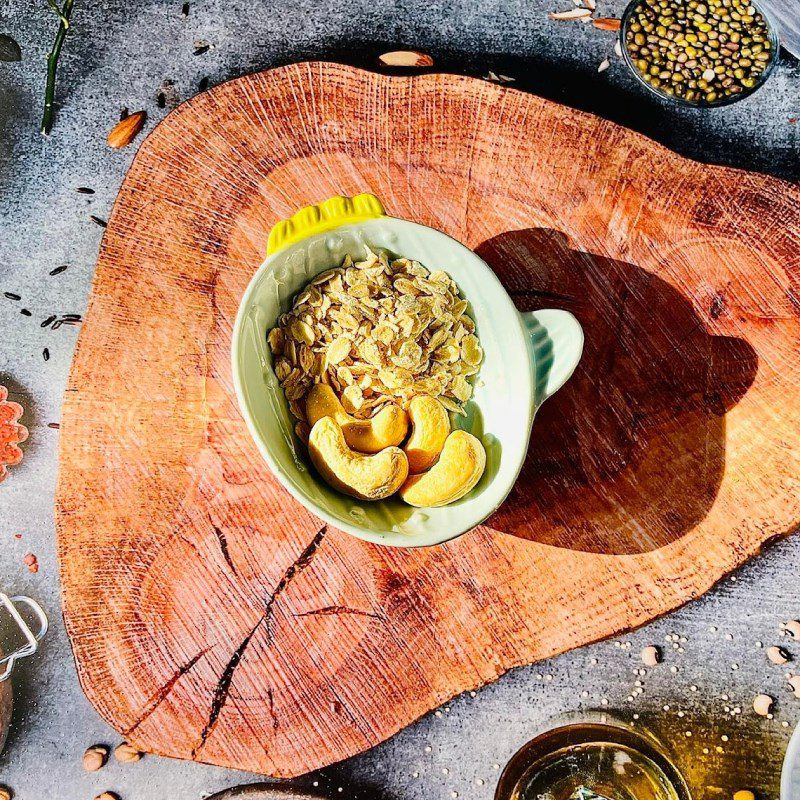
[480, 228, 758, 555]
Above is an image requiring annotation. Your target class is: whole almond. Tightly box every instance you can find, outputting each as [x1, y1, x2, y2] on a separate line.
[83, 744, 109, 772]
[592, 17, 622, 30]
[377, 50, 434, 68]
[107, 111, 146, 149]
[114, 742, 143, 763]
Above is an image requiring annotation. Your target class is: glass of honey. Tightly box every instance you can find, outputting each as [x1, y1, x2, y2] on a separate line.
[495, 714, 691, 800]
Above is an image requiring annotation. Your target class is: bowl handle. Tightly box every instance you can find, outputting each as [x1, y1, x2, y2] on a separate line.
[519, 309, 584, 404]
[267, 194, 386, 255]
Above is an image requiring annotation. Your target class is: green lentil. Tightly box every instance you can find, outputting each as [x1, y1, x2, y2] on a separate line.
[624, 0, 774, 105]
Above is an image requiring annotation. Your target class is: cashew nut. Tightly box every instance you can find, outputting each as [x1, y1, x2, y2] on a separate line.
[309, 416, 409, 500]
[404, 395, 451, 473]
[306, 384, 408, 453]
[400, 430, 486, 507]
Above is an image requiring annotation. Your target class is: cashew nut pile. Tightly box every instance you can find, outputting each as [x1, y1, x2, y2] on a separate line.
[306, 390, 486, 506]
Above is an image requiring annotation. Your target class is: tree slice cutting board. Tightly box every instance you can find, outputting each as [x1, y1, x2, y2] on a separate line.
[56, 62, 800, 777]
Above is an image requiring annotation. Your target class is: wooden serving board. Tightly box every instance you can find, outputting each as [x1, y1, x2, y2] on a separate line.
[56, 62, 800, 777]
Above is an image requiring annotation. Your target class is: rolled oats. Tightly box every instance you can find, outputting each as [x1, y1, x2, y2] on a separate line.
[268, 249, 483, 422]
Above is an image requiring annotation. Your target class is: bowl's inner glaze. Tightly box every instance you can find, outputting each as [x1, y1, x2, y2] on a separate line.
[234, 218, 535, 546]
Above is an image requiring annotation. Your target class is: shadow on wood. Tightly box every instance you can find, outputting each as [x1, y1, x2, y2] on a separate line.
[479, 228, 759, 555]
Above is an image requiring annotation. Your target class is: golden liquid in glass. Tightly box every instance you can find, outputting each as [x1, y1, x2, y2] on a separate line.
[498, 720, 690, 800]
[512, 741, 682, 800]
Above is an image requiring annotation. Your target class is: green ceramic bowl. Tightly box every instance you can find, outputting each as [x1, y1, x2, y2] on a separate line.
[231, 195, 583, 547]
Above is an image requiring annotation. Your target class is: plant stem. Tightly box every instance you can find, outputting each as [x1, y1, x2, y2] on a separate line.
[41, 0, 75, 135]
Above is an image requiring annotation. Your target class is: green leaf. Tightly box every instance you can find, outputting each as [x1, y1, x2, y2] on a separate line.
[0, 34, 22, 62]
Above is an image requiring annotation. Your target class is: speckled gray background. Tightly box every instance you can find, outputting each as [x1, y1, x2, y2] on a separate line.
[0, 2, 799, 799]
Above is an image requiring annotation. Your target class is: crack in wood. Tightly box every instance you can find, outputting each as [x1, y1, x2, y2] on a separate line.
[212, 524, 237, 574]
[191, 617, 265, 758]
[508, 288, 576, 304]
[292, 605, 382, 620]
[124, 647, 211, 736]
[263, 525, 327, 640]
[191, 525, 327, 756]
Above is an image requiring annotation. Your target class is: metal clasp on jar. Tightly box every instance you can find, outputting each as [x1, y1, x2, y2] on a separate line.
[0, 593, 48, 682]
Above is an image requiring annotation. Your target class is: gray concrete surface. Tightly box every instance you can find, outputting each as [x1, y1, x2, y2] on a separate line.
[0, 1, 798, 798]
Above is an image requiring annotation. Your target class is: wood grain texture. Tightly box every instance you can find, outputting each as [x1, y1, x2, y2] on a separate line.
[56, 62, 800, 777]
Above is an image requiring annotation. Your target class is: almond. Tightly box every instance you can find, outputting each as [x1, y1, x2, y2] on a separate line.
[592, 17, 622, 30]
[377, 50, 434, 68]
[548, 8, 592, 19]
[95, 793, 120, 800]
[107, 111, 146, 149]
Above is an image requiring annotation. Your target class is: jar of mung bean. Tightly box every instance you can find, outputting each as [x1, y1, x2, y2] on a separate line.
[621, 0, 779, 106]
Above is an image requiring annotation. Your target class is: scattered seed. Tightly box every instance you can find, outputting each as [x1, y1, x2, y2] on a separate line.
[114, 742, 143, 763]
[181, 1, 190, 15]
[614, 39, 623, 57]
[42, 348, 50, 362]
[768, 646, 790, 665]
[47, 422, 60, 429]
[23, 553, 38, 573]
[20, 309, 31, 317]
[49, 265, 68, 276]
[753, 694, 773, 716]
[158, 79, 179, 109]
[593, 17, 622, 30]
[4, 292, 20, 301]
[598, 58, 611, 72]
[76, 186, 95, 194]
[41, 315, 56, 328]
[783, 620, 800, 639]
[90, 215, 108, 228]
[193, 42, 210, 56]
[83, 745, 109, 772]
[549, 8, 593, 19]
[641, 645, 661, 666]
[199, 76, 210, 91]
